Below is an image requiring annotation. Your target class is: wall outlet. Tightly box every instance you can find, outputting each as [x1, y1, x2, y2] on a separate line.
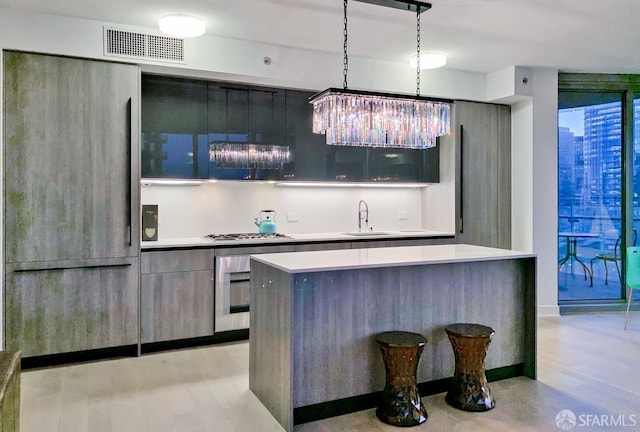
[287, 212, 299, 222]
[397, 211, 409, 221]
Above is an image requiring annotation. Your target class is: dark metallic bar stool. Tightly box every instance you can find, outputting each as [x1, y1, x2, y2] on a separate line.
[375, 331, 428, 427]
[444, 323, 496, 412]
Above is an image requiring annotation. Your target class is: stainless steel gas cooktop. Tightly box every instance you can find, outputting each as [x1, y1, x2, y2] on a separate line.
[204, 233, 291, 241]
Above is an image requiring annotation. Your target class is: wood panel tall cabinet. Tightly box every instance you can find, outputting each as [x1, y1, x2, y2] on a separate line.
[450, 100, 511, 249]
[2, 51, 141, 357]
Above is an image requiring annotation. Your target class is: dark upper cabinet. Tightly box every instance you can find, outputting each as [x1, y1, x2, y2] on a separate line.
[285, 89, 439, 183]
[369, 147, 439, 183]
[141, 75, 209, 179]
[207, 83, 288, 180]
[141, 75, 439, 182]
[324, 146, 439, 183]
[284, 89, 329, 180]
[329, 147, 368, 181]
[249, 88, 286, 147]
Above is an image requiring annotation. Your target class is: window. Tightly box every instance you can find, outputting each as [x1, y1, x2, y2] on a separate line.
[558, 74, 640, 308]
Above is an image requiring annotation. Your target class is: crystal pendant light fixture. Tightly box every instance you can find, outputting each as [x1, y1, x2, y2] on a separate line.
[209, 143, 291, 169]
[310, 0, 451, 149]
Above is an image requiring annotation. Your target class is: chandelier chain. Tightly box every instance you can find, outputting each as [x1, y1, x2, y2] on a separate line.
[416, 7, 421, 96]
[343, 0, 349, 89]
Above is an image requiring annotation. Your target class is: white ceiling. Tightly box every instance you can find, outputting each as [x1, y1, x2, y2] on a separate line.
[2, 0, 640, 74]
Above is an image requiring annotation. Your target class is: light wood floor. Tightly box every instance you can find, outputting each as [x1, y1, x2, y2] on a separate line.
[21, 313, 640, 431]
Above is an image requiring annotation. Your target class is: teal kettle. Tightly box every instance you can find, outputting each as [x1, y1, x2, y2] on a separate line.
[254, 210, 277, 234]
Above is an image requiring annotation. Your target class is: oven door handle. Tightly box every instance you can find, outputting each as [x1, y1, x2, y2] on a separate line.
[229, 271, 250, 283]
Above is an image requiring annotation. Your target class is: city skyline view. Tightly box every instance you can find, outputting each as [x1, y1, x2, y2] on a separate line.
[559, 108, 585, 136]
[557, 94, 640, 303]
[558, 97, 628, 302]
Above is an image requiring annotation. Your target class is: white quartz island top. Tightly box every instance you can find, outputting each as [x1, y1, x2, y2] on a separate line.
[250, 243, 535, 273]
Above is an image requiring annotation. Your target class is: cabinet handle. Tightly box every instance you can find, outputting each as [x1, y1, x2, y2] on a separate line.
[126, 97, 133, 247]
[459, 124, 464, 234]
[14, 263, 132, 273]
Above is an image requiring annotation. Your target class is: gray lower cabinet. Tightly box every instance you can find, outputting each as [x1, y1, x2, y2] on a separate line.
[450, 100, 511, 249]
[415, 237, 455, 246]
[351, 241, 388, 249]
[141, 271, 214, 343]
[4, 259, 139, 357]
[141, 249, 215, 344]
[137, 238, 457, 347]
[351, 238, 454, 249]
[295, 242, 351, 252]
[383, 239, 418, 247]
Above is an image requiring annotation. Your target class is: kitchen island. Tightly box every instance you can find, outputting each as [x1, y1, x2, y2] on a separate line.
[249, 244, 536, 431]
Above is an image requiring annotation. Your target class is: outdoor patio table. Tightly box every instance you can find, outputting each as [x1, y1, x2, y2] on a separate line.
[558, 232, 598, 280]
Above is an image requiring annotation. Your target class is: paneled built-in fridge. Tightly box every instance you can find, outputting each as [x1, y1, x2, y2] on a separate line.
[2, 51, 140, 358]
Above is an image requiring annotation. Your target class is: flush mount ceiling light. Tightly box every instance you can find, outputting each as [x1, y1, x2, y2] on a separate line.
[159, 14, 205, 38]
[410, 52, 446, 69]
[310, 0, 451, 149]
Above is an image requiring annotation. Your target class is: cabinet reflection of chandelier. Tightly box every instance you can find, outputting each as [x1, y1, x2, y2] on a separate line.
[310, 0, 452, 149]
[209, 143, 291, 169]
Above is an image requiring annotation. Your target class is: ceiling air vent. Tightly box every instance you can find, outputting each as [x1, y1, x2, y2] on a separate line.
[104, 27, 185, 64]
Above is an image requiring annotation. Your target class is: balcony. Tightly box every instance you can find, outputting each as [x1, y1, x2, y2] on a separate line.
[558, 215, 640, 303]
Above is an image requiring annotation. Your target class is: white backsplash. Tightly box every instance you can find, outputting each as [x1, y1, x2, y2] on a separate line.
[140, 182, 441, 239]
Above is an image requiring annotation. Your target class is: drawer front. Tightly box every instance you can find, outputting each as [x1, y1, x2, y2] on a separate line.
[141, 271, 214, 343]
[416, 237, 455, 246]
[295, 242, 352, 252]
[141, 249, 214, 274]
[350, 240, 389, 249]
[215, 245, 296, 256]
[5, 259, 139, 356]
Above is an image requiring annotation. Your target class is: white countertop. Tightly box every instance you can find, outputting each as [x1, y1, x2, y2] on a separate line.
[250, 244, 536, 273]
[140, 230, 454, 249]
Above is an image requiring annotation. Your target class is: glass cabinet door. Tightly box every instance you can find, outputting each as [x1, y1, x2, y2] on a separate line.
[369, 147, 439, 183]
[141, 75, 208, 178]
[329, 147, 368, 181]
[285, 89, 327, 181]
[207, 84, 288, 180]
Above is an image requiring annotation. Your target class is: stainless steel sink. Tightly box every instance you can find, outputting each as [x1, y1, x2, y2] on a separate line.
[343, 231, 390, 236]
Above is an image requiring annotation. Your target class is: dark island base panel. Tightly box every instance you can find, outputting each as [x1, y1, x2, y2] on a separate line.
[293, 364, 524, 426]
[21, 330, 250, 370]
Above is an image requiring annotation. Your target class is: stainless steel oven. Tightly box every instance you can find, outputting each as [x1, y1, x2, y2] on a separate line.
[215, 254, 251, 332]
[213, 242, 295, 332]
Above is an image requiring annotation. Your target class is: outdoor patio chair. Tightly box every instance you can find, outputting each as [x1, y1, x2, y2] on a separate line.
[590, 229, 637, 286]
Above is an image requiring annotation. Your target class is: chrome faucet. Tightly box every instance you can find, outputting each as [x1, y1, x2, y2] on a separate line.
[358, 200, 369, 232]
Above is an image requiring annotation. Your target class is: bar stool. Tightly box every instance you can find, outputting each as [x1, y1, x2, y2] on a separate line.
[444, 323, 496, 412]
[375, 331, 428, 427]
